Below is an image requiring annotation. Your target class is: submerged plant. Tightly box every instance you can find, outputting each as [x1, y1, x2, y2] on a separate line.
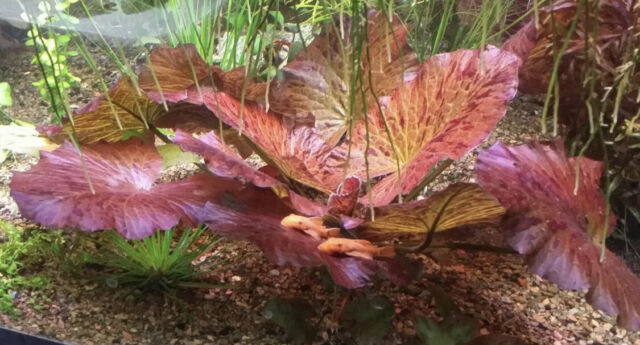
[0, 221, 63, 317]
[88, 226, 223, 291]
[477, 140, 640, 330]
[12, 9, 515, 287]
[22, 0, 80, 122]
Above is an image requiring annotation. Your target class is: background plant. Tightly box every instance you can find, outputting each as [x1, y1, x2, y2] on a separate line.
[21, 0, 81, 122]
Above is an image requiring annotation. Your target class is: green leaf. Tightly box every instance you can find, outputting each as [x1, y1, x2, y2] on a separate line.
[0, 83, 12, 107]
[269, 10, 284, 27]
[415, 286, 479, 345]
[263, 297, 316, 344]
[121, 130, 145, 141]
[342, 295, 394, 344]
[157, 144, 200, 169]
[415, 316, 457, 345]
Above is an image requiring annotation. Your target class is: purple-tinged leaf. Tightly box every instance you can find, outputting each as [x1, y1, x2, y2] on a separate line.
[174, 130, 279, 187]
[198, 188, 416, 288]
[477, 140, 640, 331]
[10, 138, 223, 239]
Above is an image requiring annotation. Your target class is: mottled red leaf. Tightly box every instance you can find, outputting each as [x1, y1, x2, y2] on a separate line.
[511, 0, 634, 95]
[268, 10, 418, 146]
[174, 130, 279, 187]
[197, 187, 416, 288]
[10, 138, 222, 239]
[477, 141, 640, 330]
[138, 44, 211, 99]
[138, 45, 267, 105]
[353, 46, 520, 205]
[198, 47, 519, 202]
[359, 183, 504, 243]
[327, 176, 361, 216]
[198, 89, 350, 193]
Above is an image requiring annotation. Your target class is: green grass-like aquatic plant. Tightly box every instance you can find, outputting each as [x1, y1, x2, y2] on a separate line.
[88, 225, 224, 291]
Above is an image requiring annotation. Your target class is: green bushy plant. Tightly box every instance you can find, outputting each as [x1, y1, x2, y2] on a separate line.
[87, 225, 224, 291]
[22, 0, 80, 122]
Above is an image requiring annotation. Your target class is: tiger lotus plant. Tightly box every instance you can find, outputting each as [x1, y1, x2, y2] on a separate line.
[11, 10, 518, 289]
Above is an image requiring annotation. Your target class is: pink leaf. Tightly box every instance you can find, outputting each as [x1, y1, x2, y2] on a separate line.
[10, 138, 223, 239]
[477, 140, 640, 330]
[174, 130, 279, 187]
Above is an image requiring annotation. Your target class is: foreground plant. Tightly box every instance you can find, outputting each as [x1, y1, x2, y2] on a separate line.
[88, 225, 223, 291]
[0, 221, 63, 317]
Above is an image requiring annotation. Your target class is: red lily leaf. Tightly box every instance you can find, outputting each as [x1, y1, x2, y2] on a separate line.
[268, 10, 418, 146]
[174, 130, 279, 187]
[138, 44, 212, 101]
[53, 78, 217, 144]
[359, 183, 504, 243]
[10, 138, 223, 239]
[509, 0, 634, 95]
[138, 44, 267, 105]
[199, 89, 350, 193]
[198, 190, 417, 288]
[353, 46, 520, 205]
[501, 19, 537, 65]
[328, 176, 361, 216]
[476, 141, 640, 331]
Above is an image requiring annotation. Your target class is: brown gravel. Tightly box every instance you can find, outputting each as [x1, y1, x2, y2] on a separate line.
[0, 44, 639, 345]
